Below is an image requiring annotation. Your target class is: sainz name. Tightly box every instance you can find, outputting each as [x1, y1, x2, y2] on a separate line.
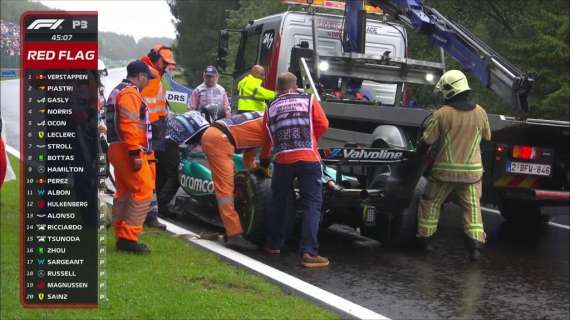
[27, 50, 96, 61]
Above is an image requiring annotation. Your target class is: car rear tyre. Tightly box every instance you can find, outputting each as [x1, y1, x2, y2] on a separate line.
[362, 177, 426, 247]
[234, 172, 271, 244]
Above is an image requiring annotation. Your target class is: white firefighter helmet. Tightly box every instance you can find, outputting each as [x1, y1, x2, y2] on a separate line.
[434, 70, 470, 99]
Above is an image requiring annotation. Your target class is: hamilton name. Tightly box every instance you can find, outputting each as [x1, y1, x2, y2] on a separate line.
[47, 167, 84, 173]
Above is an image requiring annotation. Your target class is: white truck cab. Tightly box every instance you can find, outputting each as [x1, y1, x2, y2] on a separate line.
[220, 10, 407, 106]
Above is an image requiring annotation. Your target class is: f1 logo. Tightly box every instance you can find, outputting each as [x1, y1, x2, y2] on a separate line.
[27, 19, 64, 30]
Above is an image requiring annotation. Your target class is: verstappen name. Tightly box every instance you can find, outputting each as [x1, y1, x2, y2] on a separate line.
[343, 149, 404, 160]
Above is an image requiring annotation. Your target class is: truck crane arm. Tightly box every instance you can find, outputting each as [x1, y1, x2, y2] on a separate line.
[367, 0, 534, 116]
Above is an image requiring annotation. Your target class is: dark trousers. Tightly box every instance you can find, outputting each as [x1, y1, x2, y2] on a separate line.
[267, 161, 322, 256]
[155, 141, 181, 216]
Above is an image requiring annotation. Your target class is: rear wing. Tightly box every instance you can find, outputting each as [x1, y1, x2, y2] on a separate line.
[319, 147, 414, 165]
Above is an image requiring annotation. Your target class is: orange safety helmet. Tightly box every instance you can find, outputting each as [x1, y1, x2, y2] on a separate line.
[149, 44, 176, 65]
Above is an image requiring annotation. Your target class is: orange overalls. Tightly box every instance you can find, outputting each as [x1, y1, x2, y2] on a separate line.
[105, 80, 155, 241]
[201, 112, 271, 237]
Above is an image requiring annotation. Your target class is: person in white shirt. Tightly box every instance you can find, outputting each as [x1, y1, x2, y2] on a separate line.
[190, 66, 230, 119]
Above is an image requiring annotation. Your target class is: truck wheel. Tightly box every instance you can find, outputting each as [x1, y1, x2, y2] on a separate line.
[362, 177, 426, 247]
[234, 171, 271, 244]
[499, 199, 542, 225]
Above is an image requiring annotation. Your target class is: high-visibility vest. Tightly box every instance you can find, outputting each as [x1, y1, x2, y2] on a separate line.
[236, 74, 275, 112]
[105, 80, 152, 152]
[266, 92, 313, 157]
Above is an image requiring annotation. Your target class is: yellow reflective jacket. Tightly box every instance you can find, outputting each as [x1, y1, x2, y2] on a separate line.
[423, 104, 491, 183]
[236, 74, 275, 112]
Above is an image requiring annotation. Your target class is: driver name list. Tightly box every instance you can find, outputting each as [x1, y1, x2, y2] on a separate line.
[20, 12, 102, 307]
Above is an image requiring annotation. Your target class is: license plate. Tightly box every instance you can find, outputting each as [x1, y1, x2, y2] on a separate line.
[507, 161, 551, 176]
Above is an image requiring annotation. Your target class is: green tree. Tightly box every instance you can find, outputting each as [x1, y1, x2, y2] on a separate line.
[421, 0, 570, 120]
[168, 0, 239, 87]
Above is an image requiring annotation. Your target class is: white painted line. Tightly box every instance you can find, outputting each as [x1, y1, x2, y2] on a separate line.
[547, 222, 570, 230]
[482, 206, 570, 230]
[4, 144, 20, 159]
[157, 218, 390, 320]
[481, 207, 501, 214]
[98, 193, 389, 319]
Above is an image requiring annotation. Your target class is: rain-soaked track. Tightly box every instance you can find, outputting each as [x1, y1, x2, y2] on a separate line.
[169, 200, 569, 319]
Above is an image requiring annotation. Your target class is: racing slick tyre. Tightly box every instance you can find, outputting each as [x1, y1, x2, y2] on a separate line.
[499, 199, 544, 225]
[234, 171, 271, 244]
[362, 177, 427, 247]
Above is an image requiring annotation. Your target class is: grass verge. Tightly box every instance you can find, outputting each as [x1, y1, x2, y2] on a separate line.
[0, 155, 336, 320]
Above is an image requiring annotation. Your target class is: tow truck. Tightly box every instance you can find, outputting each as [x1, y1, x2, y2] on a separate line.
[215, 0, 570, 228]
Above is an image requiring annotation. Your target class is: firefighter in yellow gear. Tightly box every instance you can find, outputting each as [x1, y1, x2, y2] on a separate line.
[416, 70, 491, 261]
[236, 65, 276, 112]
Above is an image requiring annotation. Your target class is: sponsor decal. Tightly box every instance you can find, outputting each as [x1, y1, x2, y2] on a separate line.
[180, 174, 215, 194]
[342, 148, 404, 161]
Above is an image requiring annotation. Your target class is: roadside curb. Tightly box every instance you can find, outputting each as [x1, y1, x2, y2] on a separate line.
[100, 192, 390, 320]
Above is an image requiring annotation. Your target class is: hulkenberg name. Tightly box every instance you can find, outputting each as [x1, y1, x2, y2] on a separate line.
[47, 201, 88, 207]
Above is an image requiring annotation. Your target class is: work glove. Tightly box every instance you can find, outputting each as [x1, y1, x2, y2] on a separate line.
[251, 158, 271, 178]
[129, 150, 143, 172]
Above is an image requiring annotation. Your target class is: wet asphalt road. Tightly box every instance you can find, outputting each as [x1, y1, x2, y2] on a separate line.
[171, 202, 569, 319]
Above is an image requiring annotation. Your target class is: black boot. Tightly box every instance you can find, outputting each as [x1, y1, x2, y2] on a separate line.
[116, 239, 150, 255]
[416, 236, 434, 252]
[464, 236, 483, 261]
[225, 234, 258, 251]
[144, 217, 167, 230]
